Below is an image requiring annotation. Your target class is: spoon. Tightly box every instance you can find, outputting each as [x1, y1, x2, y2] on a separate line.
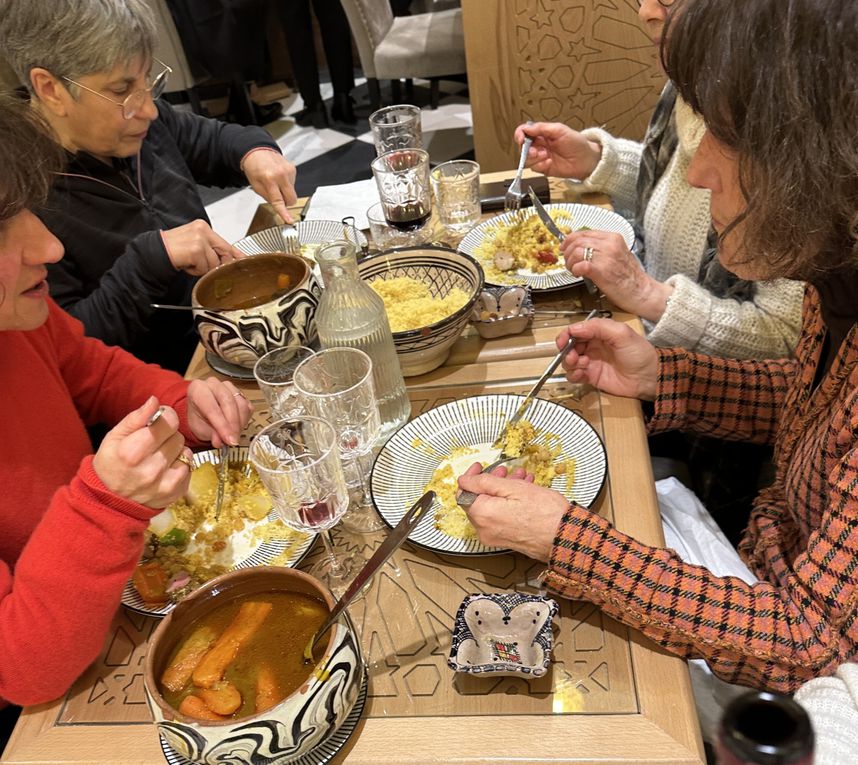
[303, 490, 435, 662]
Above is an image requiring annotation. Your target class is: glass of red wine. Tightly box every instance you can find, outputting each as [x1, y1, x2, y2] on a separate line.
[249, 416, 363, 598]
[371, 148, 432, 238]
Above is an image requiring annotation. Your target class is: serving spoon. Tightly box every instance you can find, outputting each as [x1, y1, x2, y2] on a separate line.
[303, 490, 435, 663]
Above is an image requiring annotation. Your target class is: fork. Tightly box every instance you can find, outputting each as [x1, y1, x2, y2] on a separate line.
[504, 121, 534, 212]
[457, 308, 599, 508]
[280, 225, 300, 255]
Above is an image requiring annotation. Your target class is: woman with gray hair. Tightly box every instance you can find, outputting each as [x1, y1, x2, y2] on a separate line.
[0, 0, 298, 372]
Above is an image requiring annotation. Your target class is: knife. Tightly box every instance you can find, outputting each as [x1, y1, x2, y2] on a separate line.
[527, 187, 598, 295]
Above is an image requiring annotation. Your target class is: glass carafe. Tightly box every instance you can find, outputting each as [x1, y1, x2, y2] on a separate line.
[315, 241, 410, 440]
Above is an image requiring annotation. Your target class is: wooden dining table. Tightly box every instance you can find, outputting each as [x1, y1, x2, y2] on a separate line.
[1, 171, 704, 765]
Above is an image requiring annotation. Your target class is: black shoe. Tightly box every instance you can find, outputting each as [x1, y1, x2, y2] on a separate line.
[293, 102, 328, 128]
[252, 101, 283, 124]
[330, 93, 356, 124]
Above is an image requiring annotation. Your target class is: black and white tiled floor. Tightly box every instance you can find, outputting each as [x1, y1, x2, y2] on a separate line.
[203, 76, 474, 242]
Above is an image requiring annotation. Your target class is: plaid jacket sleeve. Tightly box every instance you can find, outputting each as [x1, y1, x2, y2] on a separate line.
[646, 347, 796, 445]
[543, 302, 858, 693]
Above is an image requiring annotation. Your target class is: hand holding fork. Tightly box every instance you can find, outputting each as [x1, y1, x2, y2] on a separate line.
[505, 121, 534, 213]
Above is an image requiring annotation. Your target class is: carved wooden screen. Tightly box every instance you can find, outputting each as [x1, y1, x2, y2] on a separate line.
[462, 0, 666, 171]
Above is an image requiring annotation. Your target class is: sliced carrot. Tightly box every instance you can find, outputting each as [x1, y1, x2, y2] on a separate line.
[179, 694, 228, 721]
[199, 680, 242, 716]
[161, 624, 219, 693]
[132, 560, 169, 604]
[277, 273, 292, 291]
[192, 601, 273, 689]
[255, 662, 283, 713]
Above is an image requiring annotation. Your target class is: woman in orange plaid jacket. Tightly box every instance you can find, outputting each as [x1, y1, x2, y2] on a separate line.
[460, 0, 858, 698]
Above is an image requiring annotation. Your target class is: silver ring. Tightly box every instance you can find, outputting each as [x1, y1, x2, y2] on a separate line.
[582, 246, 595, 263]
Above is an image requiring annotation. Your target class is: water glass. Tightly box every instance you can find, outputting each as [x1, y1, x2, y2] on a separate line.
[249, 417, 361, 597]
[293, 348, 385, 533]
[367, 202, 433, 249]
[431, 160, 481, 235]
[368, 104, 423, 155]
[253, 345, 315, 419]
[371, 149, 432, 235]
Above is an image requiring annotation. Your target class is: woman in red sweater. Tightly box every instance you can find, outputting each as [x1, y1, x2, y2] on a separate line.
[0, 95, 253, 718]
[460, 0, 858, 701]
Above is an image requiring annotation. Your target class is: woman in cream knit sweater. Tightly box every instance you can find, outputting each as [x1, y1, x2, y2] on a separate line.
[515, 0, 803, 361]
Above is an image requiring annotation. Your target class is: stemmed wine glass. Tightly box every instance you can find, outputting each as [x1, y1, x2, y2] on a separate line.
[293, 347, 386, 534]
[249, 416, 362, 598]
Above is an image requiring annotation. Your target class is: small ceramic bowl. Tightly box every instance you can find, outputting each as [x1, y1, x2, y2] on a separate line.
[470, 286, 534, 339]
[192, 253, 322, 369]
[448, 592, 558, 677]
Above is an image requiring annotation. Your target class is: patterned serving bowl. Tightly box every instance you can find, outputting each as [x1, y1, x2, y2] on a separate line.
[358, 245, 484, 376]
[192, 253, 322, 369]
[144, 566, 364, 764]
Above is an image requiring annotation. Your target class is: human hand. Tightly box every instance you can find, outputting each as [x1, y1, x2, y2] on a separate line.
[457, 462, 568, 561]
[561, 230, 673, 322]
[160, 220, 244, 275]
[186, 378, 254, 448]
[556, 318, 659, 400]
[92, 396, 192, 509]
[513, 121, 602, 180]
[241, 149, 298, 225]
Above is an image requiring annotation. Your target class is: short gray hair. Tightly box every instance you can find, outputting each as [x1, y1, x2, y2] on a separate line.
[0, 0, 156, 90]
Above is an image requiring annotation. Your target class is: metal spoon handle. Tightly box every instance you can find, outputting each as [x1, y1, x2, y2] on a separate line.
[307, 491, 435, 657]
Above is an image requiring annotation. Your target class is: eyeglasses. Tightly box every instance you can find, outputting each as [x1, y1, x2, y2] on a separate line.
[62, 58, 172, 119]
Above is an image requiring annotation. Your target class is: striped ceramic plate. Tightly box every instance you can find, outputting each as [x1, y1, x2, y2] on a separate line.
[233, 220, 367, 259]
[121, 446, 314, 617]
[458, 203, 634, 291]
[370, 394, 607, 555]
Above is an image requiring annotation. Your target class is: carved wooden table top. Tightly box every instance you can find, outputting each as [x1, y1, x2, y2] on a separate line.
[2, 176, 704, 765]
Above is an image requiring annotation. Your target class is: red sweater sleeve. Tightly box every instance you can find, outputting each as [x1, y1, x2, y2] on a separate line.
[0, 458, 159, 705]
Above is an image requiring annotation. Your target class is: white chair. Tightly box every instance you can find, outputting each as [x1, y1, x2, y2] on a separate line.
[338, 0, 466, 109]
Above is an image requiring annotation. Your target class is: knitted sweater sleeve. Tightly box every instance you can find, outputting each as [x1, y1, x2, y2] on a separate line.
[577, 127, 643, 213]
[645, 274, 805, 359]
[0, 459, 160, 705]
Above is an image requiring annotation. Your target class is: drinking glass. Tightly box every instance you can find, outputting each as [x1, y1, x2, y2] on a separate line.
[371, 149, 432, 235]
[293, 348, 386, 534]
[367, 202, 433, 248]
[431, 159, 481, 236]
[368, 104, 423, 155]
[253, 345, 316, 419]
[249, 417, 362, 598]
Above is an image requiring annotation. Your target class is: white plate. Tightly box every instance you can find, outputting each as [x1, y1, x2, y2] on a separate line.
[122, 446, 314, 617]
[233, 220, 368, 263]
[370, 394, 607, 555]
[458, 203, 634, 291]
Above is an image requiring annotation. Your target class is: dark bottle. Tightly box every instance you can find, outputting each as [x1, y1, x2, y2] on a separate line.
[716, 690, 814, 765]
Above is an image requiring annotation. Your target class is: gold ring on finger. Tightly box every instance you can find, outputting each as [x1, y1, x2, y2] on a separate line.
[583, 246, 595, 263]
[175, 453, 193, 469]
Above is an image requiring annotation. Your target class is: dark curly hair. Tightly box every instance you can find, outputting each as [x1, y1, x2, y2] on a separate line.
[663, 0, 858, 280]
[0, 93, 65, 225]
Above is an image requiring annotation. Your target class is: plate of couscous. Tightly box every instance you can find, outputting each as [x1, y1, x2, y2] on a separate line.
[370, 394, 607, 555]
[458, 204, 634, 291]
[233, 220, 368, 266]
[122, 447, 314, 616]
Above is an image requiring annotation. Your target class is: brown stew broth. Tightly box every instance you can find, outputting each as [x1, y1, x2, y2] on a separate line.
[160, 590, 329, 720]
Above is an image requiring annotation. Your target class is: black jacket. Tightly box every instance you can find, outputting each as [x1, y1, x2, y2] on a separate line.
[39, 100, 279, 372]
